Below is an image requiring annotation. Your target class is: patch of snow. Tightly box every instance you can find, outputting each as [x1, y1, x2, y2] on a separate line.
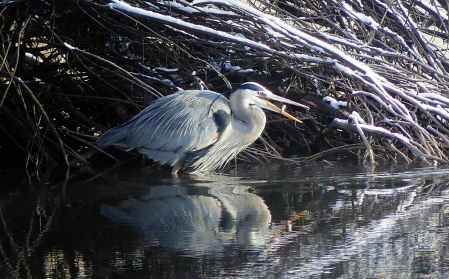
[419, 93, 449, 105]
[154, 67, 179, 72]
[323, 96, 347, 109]
[108, 0, 274, 53]
[341, 2, 379, 30]
[64, 42, 76, 50]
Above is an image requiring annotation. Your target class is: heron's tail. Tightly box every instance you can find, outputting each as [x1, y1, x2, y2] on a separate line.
[97, 125, 129, 148]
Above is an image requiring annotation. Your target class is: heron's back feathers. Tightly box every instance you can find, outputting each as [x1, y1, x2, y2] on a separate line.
[97, 90, 231, 168]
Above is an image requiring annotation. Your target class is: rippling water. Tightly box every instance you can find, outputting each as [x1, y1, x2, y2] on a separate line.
[1, 163, 449, 278]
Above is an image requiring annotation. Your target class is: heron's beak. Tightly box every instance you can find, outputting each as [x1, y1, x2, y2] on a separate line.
[263, 95, 308, 123]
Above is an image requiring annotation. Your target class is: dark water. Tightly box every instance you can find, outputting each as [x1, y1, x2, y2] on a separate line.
[1, 162, 449, 278]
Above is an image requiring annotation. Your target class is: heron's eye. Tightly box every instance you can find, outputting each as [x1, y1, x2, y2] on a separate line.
[258, 91, 263, 96]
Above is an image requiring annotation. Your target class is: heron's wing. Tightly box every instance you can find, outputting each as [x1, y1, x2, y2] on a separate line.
[107, 90, 231, 158]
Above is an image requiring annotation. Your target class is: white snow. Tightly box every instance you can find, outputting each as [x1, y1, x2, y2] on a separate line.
[64, 42, 76, 50]
[289, 54, 325, 63]
[154, 67, 179, 72]
[323, 96, 348, 109]
[333, 118, 411, 144]
[349, 111, 366, 124]
[335, 62, 356, 76]
[419, 93, 449, 105]
[414, 0, 449, 21]
[108, 0, 274, 53]
[341, 2, 380, 30]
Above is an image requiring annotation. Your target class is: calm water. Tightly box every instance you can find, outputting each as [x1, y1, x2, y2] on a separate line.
[1, 162, 449, 278]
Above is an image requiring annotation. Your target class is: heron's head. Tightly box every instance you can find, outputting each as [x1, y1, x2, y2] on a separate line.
[230, 82, 309, 123]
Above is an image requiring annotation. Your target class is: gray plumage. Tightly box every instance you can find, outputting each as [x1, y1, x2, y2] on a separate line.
[97, 82, 308, 175]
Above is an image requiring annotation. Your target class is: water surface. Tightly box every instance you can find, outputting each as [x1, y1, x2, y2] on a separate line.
[1, 163, 449, 278]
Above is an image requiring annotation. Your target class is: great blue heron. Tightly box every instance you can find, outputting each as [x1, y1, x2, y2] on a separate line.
[97, 82, 308, 175]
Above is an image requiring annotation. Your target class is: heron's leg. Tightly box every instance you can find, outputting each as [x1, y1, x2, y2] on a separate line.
[171, 160, 183, 177]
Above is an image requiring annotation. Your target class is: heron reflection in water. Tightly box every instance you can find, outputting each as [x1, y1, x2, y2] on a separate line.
[97, 82, 308, 175]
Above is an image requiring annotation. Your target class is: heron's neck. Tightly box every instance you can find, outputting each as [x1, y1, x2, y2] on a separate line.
[229, 92, 266, 137]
